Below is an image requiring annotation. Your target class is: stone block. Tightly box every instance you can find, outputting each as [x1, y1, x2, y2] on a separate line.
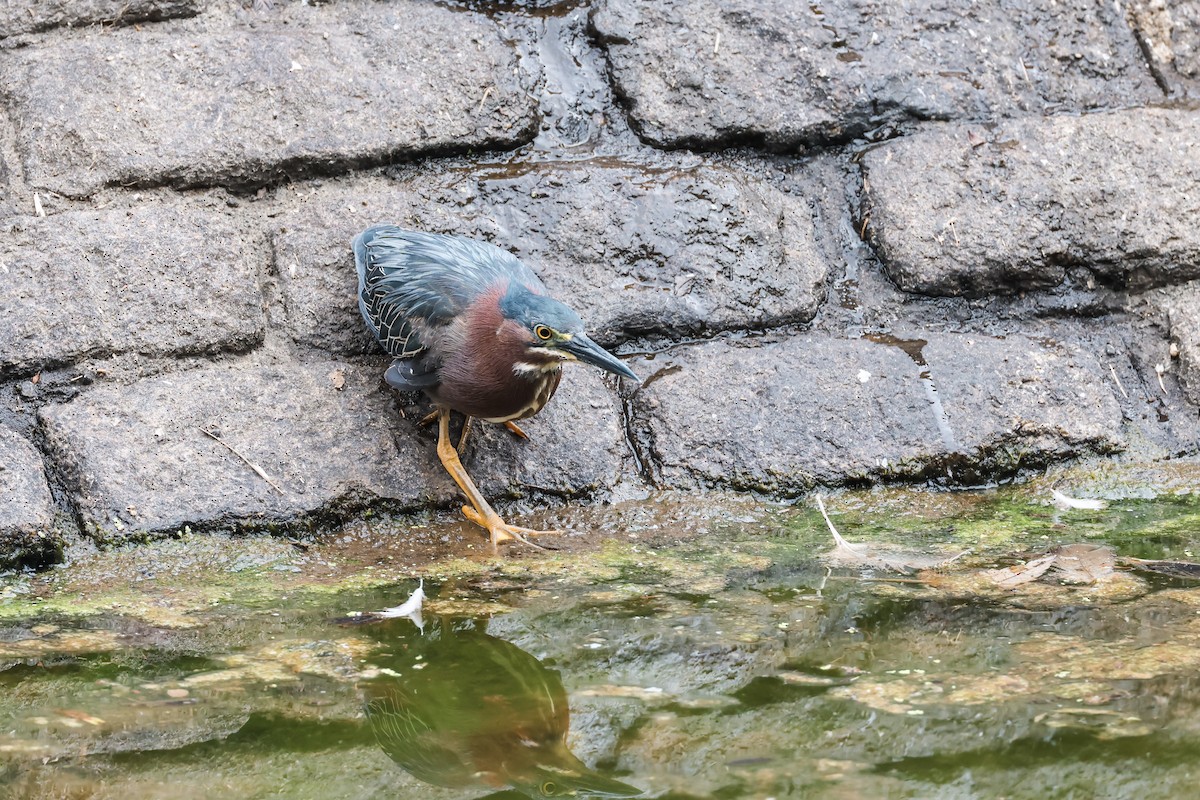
[632, 331, 1124, 493]
[272, 158, 829, 352]
[0, 426, 57, 568]
[1126, 0, 1200, 98]
[3, 2, 537, 196]
[862, 109, 1200, 297]
[0, 0, 197, 38]
[592, 0, 1159, 150]
[0, 206, 265, 377]
[39, 359, 449, 540]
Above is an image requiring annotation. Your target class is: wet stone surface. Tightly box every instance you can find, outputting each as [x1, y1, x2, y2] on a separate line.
[592, 0, 1160, 150]
[2, 1, 536, 196]
[632, 334, 939, 493]
[632, 331, 1126, 493]
[36, 358, 454, 541]
[1126, 0, 1200, 98]
[920, 332, 1126, 469]
[0, 0, 1195, 569]
[862, 107, 1200, 298]
[0, 426, 55, 567]
[0, 205, 266, 378]
[0, 0, 199, 38]
[1158, 281, 1200, 406]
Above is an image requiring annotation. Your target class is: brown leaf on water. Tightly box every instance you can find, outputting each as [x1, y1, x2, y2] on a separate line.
[57, 709, 105, 726]
[984, 553, 1057, 587]
[986, 544, 1116, 588]
[1051, 544, 1115, 584]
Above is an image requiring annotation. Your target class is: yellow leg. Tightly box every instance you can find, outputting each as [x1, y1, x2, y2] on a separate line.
[434, 408, 561, 549]
[427, 411, 525, 453]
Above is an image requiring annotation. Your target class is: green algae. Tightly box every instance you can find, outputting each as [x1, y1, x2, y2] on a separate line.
[3, 477, 1200, 799]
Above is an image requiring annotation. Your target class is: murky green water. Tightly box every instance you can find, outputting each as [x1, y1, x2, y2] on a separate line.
[3, 475, 1200, 799]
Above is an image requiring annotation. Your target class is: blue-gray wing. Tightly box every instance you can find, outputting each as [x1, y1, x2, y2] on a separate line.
[352, 225, 548, 360]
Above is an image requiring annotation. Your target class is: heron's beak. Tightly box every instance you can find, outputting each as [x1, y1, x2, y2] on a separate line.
[559, 334, 639, 382]
[527, 754, 643, 797]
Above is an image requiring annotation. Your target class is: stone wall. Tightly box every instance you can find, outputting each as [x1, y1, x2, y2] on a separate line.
[2, 0, 1198, 566]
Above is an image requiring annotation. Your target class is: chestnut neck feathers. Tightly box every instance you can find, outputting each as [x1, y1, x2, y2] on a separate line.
[430, 284, 562, 423]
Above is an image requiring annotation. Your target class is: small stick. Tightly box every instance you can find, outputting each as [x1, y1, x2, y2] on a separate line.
[477, 86, 493, 113]
[199, 427, 284, 494]
[1108, 364, 1128, 398]
[713, 31, 721, 55]
[33, 192, 45, 217]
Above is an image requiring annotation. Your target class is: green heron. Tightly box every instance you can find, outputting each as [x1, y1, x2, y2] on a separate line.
[362, 618, 642, 798]
[353, 226, 638, 548]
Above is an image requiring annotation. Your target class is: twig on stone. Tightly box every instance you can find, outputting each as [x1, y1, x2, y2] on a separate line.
[477, 86, 492, 114]
[714, 31, 721, 55]
[33, 193, 45, 217]
[1108, 364, 1128, 398]
[199, 426, 285, 495]
[1155, 363, 1168, 394]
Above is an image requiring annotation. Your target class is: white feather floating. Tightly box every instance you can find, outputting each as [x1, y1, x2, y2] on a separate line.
[374, 579, 426, 630]
[1051, 489, 1108, 511]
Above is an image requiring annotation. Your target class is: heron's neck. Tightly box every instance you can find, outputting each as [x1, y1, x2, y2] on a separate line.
[511, 359, 563, 379]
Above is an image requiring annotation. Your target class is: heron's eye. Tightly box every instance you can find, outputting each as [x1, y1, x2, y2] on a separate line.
[540, 781, 558, 796]
[534, 325, 553, 341]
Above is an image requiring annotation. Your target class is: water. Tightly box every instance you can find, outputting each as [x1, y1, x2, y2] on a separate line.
[2, 478, 1200, 799]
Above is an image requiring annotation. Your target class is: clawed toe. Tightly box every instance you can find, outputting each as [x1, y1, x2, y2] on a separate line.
[462, 507, 561, 550]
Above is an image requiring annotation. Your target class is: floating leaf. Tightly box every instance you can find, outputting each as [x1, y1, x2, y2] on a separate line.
[1050, 544, 1115, 584]
[985, 544, 1116, 588]
[984, 553, 1057, 587]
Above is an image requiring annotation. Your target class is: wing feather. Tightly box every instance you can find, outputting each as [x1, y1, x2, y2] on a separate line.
[352, 225, 548, 360]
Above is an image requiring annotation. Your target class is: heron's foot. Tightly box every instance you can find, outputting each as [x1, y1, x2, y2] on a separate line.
[461, 506, 562, 550]
[503, 421, 529, 440]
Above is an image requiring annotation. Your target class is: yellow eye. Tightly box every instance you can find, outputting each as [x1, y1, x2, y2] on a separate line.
[540, 782, 558, 796]
[534, 325, 553, 341]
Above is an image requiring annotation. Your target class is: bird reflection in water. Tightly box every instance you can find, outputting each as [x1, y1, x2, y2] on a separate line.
[362, 618, 641, 799]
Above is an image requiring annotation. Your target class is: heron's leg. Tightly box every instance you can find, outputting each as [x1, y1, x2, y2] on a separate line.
[434, 408, 561, 549]
[423, 409, 473, 457]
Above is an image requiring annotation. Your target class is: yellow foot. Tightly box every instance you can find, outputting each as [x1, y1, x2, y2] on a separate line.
[503, 421, 529, 440]
[462, 506, 562, 550]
